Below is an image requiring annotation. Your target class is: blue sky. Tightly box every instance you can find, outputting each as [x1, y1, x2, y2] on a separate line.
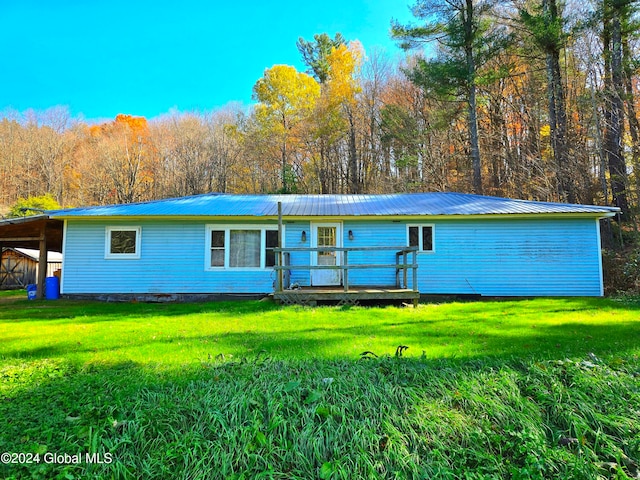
[1, 0, 415, 121]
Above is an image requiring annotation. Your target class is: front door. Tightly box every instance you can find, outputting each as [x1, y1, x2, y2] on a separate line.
[311, 223, 342, 286]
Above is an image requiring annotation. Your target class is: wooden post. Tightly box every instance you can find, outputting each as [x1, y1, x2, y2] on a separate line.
[36, 225, 47, 299]
[343, 250, 349, 292]
[277, 202, 283, 293]
[412, 250, 418, 292]
[0, 243, 4, 288]
[403, 251, 408, 289]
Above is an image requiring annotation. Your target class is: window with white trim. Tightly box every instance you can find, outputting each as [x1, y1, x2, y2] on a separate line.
[408, 225, 434, 252]
[105, 226, 141, 259]
[206, 226, 279, 269]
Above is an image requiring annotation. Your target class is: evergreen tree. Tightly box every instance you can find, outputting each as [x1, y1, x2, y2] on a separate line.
[520, 0, 575, 203]
[296, 33, 346, 84]
[393, 0, 510, 194]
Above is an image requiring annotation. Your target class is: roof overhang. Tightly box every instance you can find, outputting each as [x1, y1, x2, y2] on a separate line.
[48, 193, 622, 219]
[0, 215, 64, 252]
[51, 212, 619, 222]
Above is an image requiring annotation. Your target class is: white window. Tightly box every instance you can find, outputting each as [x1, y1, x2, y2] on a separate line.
[205, 226, 280, 270]
[407, 224, 434, 252]
[105, 226, 141, 259]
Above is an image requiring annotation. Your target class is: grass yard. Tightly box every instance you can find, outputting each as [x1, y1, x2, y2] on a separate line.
[0, 292, 639, 479]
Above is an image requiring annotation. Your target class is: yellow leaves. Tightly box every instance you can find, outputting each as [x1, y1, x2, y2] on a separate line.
[245, 39, 366, 192]
[251, 65, 321, 190]
[539, 124, 551, 138]
[306, 41, 364, 139]
[80, 114, 155, 203]
[539, 124, 552, 162]
[325, 42, 363, 107]
[252, 65, 320, 122]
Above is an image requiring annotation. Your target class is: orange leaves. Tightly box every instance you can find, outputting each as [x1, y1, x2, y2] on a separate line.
[90, 114, 149, 139]
[84, 116, 143, 154]
[80, 114, 155, 204]
[115, 114, 149, 137]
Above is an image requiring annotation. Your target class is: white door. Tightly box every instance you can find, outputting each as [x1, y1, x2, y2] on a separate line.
[311, 223, 342, 286]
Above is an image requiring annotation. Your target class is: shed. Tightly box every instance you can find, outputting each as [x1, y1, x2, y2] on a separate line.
[0, 215, 64, 298]
[49, 193, 619, 303]
[0, 248, 63, 289]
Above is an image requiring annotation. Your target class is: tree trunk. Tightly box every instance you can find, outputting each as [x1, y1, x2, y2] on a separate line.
[623, 37, 640, 216]
[465, 0, 482, 195]
[543, 0, 574, 203]
[604, 5, 630, 218]
[347, 109, 359, 194]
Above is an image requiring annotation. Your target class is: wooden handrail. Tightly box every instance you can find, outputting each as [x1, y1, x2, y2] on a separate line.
[274, 264, 416, 271]
[274, 246, 418, 252]
[274, 245, 419, 293]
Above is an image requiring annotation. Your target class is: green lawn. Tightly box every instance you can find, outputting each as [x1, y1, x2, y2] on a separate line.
[1, 294, 639, 365]
[1, 293, 639, 479]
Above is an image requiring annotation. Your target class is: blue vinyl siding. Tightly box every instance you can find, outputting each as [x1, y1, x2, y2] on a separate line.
[283, 221, 310, 287]
[62, 220, 279, 294]
[342, 221, 406, 287]
[413, 217, 602, 296]
[62, 216, 604, 296]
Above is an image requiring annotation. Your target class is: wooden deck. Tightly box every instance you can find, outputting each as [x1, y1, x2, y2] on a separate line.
[271, 243, 419, 306]
[273, 286, 420, 306]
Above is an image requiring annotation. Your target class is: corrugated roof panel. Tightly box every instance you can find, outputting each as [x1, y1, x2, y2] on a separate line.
[50, 192, 620, 218]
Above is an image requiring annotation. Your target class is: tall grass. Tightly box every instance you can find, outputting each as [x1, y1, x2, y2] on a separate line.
[1, 355, 638, 479]
[0, 294, 639, 478]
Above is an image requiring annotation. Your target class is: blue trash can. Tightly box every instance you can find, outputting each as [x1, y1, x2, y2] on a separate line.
[45, 276, 60, 300]
[26, 284, 37, 300]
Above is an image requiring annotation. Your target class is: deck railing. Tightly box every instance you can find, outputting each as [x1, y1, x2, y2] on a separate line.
[273, 246, 418, 293]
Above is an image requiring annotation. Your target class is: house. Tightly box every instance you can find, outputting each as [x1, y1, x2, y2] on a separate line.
[47, 192, 619, 302]
[0, 247, 62, 289]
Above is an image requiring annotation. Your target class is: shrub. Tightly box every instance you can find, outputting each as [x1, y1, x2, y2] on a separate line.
[601, 224, 640, 295]
[8, 194, 61, 217]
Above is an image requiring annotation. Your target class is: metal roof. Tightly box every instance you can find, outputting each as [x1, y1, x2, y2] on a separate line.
[11, 248, 63, 263]
[49, 193, 620, 218]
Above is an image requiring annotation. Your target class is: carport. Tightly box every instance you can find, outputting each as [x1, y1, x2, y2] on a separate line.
[0, 215, 64, 299]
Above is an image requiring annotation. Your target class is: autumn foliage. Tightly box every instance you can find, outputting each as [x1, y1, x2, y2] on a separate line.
[1, 1, 639, 234]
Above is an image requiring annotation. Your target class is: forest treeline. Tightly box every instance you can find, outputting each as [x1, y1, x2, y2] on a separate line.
[1, 0, 639, 225]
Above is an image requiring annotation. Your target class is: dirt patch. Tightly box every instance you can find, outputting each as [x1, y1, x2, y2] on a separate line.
[0, 291, 25, 304]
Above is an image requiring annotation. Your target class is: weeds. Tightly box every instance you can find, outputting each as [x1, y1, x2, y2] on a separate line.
[1, 353, 638, 479]
[0, 294, 639, 478]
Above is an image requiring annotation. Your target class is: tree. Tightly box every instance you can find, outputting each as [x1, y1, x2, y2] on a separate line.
[204, 107, 244, 193]
[393, 0, 509, 194]
[152, 114, 213, 197]
[519, 0, 576, 203]
[0, 116, 24, 208]
[88, 114, 155, 204]
[297, 33, 346, 83]
[325, 42, 365, 193]
[359, 48, 394, 192]
[252, 65, 320, 193]
[600, 0, 634, 218]
[8, 194, 61, 217]
[297, 33, 349, 193]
